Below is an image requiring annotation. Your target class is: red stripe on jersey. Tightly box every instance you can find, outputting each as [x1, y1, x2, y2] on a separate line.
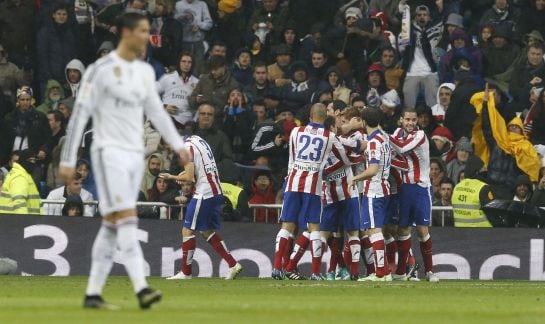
[341, 177, 350, 198]
[287, 168, 296, 190]
[330, 181, 339, 202]
[310, 172, 318, 193]
[325, 160, 345, 175]
[298, 171, 309, 192]
[410, 151, 420, 183]
[364, 179, 371, 195]
[381, 181, 389, 196]
[207, 173, 219, 195]
[369, 141, 376, 150]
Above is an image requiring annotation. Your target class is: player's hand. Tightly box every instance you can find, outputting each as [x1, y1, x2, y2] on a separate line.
[59, 166, 76, 184]
[159, 173, 172, 180]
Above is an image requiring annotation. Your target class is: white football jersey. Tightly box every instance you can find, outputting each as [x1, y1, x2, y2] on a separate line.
[186, 135, 222, 199]
[156, 71, 199, 124]
[61, 51, 185, 168]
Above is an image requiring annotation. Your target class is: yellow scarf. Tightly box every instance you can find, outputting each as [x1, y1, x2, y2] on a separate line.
[470, 92, 540, 182]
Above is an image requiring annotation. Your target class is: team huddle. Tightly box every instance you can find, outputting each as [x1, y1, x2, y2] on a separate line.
[272, 103, 439, 282]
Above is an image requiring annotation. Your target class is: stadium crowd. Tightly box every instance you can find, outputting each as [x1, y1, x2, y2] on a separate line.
[0, 0, 545, 223]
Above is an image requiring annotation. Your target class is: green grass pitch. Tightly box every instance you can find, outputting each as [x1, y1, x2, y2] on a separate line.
[1, 277, 545, 323]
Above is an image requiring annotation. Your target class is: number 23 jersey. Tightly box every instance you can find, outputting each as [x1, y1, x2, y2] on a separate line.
[285, 122, 350, 196]
[186, 135, 222, 199]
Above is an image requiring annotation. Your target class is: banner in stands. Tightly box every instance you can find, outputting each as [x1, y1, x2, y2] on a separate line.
[1, 215, 545, 280]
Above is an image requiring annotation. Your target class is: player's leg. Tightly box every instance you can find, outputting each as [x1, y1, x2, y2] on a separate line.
[359, 197, 389, 281]
[285, 229, 310, 273]
[273, 192, 300, 278]
[394, 185, 414, 280]
[359, 198, 375, 277]
[341, 197, 361, 280]
[384, 193, 400, 273]
[282, 232, 295, 270]
[320, 202, 337, 280]
[326, 231, 343, 280]
[306, 194, 325, 280]
[415, 186, 438, 282]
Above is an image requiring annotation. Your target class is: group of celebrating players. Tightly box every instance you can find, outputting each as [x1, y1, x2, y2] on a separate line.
[271, 103, 439, 282]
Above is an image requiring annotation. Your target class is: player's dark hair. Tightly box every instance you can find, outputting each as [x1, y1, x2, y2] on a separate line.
[342, 106, 360, 120]
[401, 107, 417, 117]
[115, 11, 148, 33]
[361, 108, 382, 128]
[324, 116, 336, 130]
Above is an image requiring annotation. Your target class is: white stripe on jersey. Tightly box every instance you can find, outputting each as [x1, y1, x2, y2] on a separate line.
[363, 129, 391, 198]
[390, 128, 431, 187]
[186, 135, 222, 199]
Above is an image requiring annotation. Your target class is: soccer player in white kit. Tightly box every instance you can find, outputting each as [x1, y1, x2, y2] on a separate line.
[60, 12, 187, 310]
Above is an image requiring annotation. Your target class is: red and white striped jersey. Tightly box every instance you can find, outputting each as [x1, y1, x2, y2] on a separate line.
[342, 130, 366, 194]
[322, 139, 360, 204]
[389, 154, 408, 195]
[186, 135, 222, 199]
[390, 128, 431, 187]
[285, 123, 350, 196]
[363, 129, 391, 198]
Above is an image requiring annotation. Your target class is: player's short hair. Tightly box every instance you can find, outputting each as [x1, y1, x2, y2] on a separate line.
[310, 103, 327, 121]
[401, 107, 417, 117]
[361, 108, 382, 128]
[115, 11, 148, 33]
[324, 116, 336, 130]
[342, 106, 360, 120]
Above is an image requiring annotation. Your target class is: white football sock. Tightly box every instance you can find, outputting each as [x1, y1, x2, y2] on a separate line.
[86, 221, 117, 296]
[117, 217, 148, 294]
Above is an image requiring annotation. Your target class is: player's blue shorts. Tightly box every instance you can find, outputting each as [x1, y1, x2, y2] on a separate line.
[360, 196, 389, 229]
[280, 192, 322, 225]
[385, 193, 400, 225]
[184, 195, 223, 231]
[321, 198, 360, 232]
[399, 184, 432, 227]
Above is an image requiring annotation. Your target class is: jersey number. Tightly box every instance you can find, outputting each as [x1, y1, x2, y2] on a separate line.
[198, 139, 214, 160]
[297, 135, 324, 162]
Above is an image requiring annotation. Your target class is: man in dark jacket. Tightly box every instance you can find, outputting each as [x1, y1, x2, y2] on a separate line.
[275, 61, 315, 116]
[248, 0, 290, 47]
[36, 3, 77, 100]
[531, 170, 545, 208]
[509, 43, 545, 111]
[482, 24, 520, 79]
[0, 0, 35, 69]
[243, 62, 278, 108]
[444, 70, 481, 140]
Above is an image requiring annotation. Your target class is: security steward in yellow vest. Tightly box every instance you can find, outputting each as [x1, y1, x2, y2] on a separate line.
[220, 182, 250, 221]
[0, 150, 42, 215]
[452, 155, 493, 227]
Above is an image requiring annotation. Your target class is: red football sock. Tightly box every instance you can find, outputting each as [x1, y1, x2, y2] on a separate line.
[361, 236, 375, 275]
[310, 232, 323, 275]
[370, 233, 388, 277]
[348, 236, 360, 277]
[327, 236, 342, 273]
[286, 232, 310, 272]
[181, 235, 196, 275]
[343, 241, 352, 268]
[274, 229, 290, 270]
[396, 235, 412, 275]
[419, 234, 433, 273]
[208, 232, 236, 268]
[385, 237, 398, 274]
[282, 235, 294, 270]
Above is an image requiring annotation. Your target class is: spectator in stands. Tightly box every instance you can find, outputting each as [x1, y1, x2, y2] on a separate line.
[400, 3, 444, 108]
[0, 149, 42, 215]
[0, 44, 25, 99]
[96, 41, 114, 59]
[298, 23, 323, 64]
[308, 48, 329, 82]
[1, 86, 51, 164]
[430, 157, 446, 200]
[249, 170, 278, 223]
[416, 104, 438, 138]
[96, 0, 147, 41]
[194, 103, 234, 180]
[151, 0, 184, 69]
[212, 0, 246, 60]
[482, 24, 520, 79]
[44, 172, 94, 216]
[58, 97, 74, 120]
[188, 55, 239, 116]
[251, 100, 272, 127]
[430, 126, 456, 163]
[140, 153, 164, 200]
[63, 59, 85, 98]
[445, 70, 481, 140]
[518, 1, 545, 40]
[531, 167, 545, 207]
[175, 0, 213, 68]
[432, 177, 455, 227]
[157, 52, 199, 128]
[380, 46, 404, 92]
[46, 110, 65, 150]
[439, 28, 482, 84]
[446, 137, 473, 185]
[76, 159, 97, 200]
[480, 0, 520, 31]
[220, 174, 251, 222]
[61, 194, 84, 217]
[509, 43, 545, 111]
[231, 48, 253, 86]
[248, 107, 292, 169]
[36, 3, 77, 99]
[369, 0, 401, 34]
[244, 62, 277, 108]
[0, 0, 35, 69]
[437, 13, 464, 52]
[323, 66, 351, 105]
[194, 41, 228, 77]
[379, 89, 401, 134]
[37, 80, 65, 114]
[267, 44, 292, 86]
[249, 0, 290, 48]
[222, 88, 254, 161]
[431, 83, 455, 124]
[525, 88, 545, 145]
[148, 174, 179, 204]
[513, 174, 533, 202]
[359, 63, 388, 108]
[276, 61, 315, 115]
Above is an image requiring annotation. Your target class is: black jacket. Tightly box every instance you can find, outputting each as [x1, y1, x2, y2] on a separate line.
[401, 20, 443, 73]
[154, 17, 184, 68]
[509, 60, 545, 111]
[36, 22, 77, 83]
[444, 76, 481, 140]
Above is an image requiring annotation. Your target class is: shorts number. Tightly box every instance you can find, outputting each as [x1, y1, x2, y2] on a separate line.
[297, 135, 324, 162]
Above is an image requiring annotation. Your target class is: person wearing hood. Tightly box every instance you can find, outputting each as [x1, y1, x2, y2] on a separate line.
[509, 43, 545, 111]
[62, 194, 84, 217]
[58, 97, 74, 120]
[249, 170, 278, 223]
[479, 0, 520, 31]
[471, 84, 541, 199]
[231, 48, 253, 87]
[482, 24, 520, 79]
[76, 159, 98, 200]
[267, 44, 292, 86]
[36, 79, 65, 114]
[446, 137, 473, 184]
[431, 126, 456, 163]
[96, 41, 114, 59]
[140, 153, 164, 200]
[444, 70, 481, 140]
[63, 59, 85, 98]
[275, 60, 315, 114]
[322, 66, 351, 104]
[0, 149, 42, 215]
[188, 55, 239, 116]
[513, 174, 533, 202]
[36, 3, 77, 100]
[44, 172, 94, 216]
[1, 86, 51, 165]
[359, 63, 388, 109]
[437, 13, 465, 52]
[431, 83, 455, 124]
[452, 155, 494, 227]
[439, 28, 483, 83]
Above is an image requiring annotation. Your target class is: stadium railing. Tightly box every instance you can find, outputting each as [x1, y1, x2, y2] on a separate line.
[39, 200, 454, 226]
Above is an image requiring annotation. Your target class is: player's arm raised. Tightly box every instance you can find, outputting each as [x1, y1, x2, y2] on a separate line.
[59, 65, 96, 182]
[389, 130, 426, 154]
